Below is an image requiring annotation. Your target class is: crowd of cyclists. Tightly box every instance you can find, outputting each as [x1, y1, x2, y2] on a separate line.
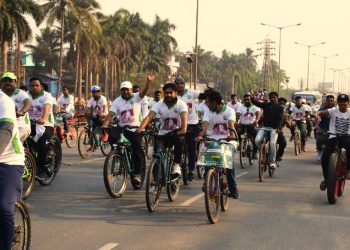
[1, 70, 350, 248]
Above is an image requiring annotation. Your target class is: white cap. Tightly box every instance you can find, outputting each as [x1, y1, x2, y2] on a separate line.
[120, 81, 132, 89]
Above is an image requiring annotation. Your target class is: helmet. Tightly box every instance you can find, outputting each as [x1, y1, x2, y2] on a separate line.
[174, 76, 185, 84]
[91, 85, 101, 92]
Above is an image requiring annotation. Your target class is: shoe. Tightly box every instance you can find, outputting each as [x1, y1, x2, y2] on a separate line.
[228, 187, 240, 199]
[102, 132, 109, 142]
[347, 170, 350, 180]
[252, 153, 258, 160]
[301, 145, 306, 152]
[290, 135, 294, 142]
[132, 175, 141, 185]
[320, 179, 327, 191]
[188, 171, 195, 182]
[269, 162, 276, 169]
[171, 163, 182, 179]
[316, 151, 322, 161]
[276, 156, 282, 162]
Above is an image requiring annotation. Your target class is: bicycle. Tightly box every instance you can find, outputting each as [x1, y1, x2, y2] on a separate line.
[22, 148, 37, 199]
[78, 115, 111, 159]
[103, 125, 146, 198]
[239, 125, 255, 169]
[326, 134, 348, 204]
[53, 110, 80, 148]
[12, 199, 31, 250]
[258, 128, 279, 182]
[145, 132, 185, 212]
[292, 121, 302, 156]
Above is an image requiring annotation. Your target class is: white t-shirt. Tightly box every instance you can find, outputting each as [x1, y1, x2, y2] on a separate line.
[10, 88, 31, 130]
[86, 95, 107, 117]
[227, 101, 242, 112]
[28, 91, 54, 127]
[328, 107, 350, 138]
[149, 99, 162, 109]
[177, 89, 199, 125]
[237, 104, 260, 125]
[197, 101, 210, 121]
[290, 104, 308, 121]
[151, 99, 188, 135]
[0, 91, 25, 166]
[57, 94, 75, 115]
[109, 93, 143, 129]
[203, 105, 236, 140]
[141, 96, 149, 118]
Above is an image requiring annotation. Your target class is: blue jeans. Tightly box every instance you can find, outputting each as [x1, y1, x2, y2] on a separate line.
[0, 163, 23, 250]
[255, 127, 278, 164]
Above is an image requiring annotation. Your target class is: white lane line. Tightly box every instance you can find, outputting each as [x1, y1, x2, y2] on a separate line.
[82, 157, 105, 163]
[98, 243, 119, 250]
[179, 171, 248, 207]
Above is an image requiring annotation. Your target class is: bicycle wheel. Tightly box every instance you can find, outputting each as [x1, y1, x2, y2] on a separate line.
[145, 159, 162, 212]
[205, 168, 221, 224]
[141, 135, 151, 159]
[167, 158, 180, 202]
[268, 163, 275, 177]
[196, 164, 205, 179]
[22, 149, 36, 200]
[38, 142, 58, 185]
[78, 130, 94, 159]
[131, 153, 146, 190]
[65, 125, 78, 148]
[181, 153, 188, 185]
[258, 142, 266, 182]
[51, 136, 62, 174]
[327, 153, 338, 204]
[220, 170, 229, 212]
[239, 138, 248, 169]
[103, 151, 128, 198]
[13, 199, 31, 250]
[100, 141, 111, 156]
[294, 132, 300, 156]
[247, 141, 254, 166]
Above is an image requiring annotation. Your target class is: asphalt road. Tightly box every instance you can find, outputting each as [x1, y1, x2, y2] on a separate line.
[26, 137, 350, 250]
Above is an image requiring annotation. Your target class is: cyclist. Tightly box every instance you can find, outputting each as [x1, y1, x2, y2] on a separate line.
[133, 84, 149, 118]
[85, 85, 108, 148]
[28, 77, 55, 177]
[102, 72, 154, 184]
[1, 72, 31, 141]
[0, 91, 25, 250]
[236, 93, 261, 159]
[317, 94, 350, 191]
[276, 97, 290, 161]
[315, 95, 335, 161]
[303, 99, 313, 138]
[227, 94, 242, 112]
[252, 92, 284, 169]
[148, 90, 162, 153]
[148, 90, 162, 109]
[57, 86, 75, 135]
[136, 82, 188, 178]
[289, 96, 309, 152]
[196, 91, 240, 199]
[175, 76, 200, 181]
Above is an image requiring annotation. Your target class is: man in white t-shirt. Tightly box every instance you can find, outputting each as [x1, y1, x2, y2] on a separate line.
[317, 94, 350, 191]
[0, 91, 25, 249]
[227, 94, 242, 112]
[1, 72, 31, 141]
[57, 86, 75, 134]
[102, 72, 154, 184]
[289, 96, 309, 152]
[175, 76, 200, 181]
[196, 91, 240, 199]
[236, 93, 261, 159]
[136, 83, 188, 178]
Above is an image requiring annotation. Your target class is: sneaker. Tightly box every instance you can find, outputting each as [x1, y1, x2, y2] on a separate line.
[301, 145, 306, 152]
[289, 135, 294, 142]
[132, 175, 141, 185]
[320, 179, 327, 191]
[171, 163, 182, 179]
[188, 171, 195, 182]
[252, 153, 258, 160]
[316, 151, 322, 161]
[228, 187, 240, 199]
[276, 156, 282, 162]
[269, 162, 277, 169]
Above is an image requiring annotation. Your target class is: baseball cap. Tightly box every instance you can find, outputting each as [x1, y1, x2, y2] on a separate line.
[1, 72, 17, 81]
[337, 94, 349, 102]
[120, 81, 132, 89]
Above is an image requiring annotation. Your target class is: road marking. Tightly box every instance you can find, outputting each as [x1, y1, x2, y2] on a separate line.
[98, 243, 119, 250]
[82, 157, 105, 163]
[179, 171, 248, 207]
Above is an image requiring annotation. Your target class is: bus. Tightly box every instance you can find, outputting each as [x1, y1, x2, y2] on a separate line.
[291, 91, 323, 105]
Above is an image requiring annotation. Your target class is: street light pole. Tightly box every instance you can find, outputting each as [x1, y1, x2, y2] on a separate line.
[194, 0, 199, 90]
[313, 53, 339, 93]
[261, 22, 301, 95]
[294, 41, 325, 90]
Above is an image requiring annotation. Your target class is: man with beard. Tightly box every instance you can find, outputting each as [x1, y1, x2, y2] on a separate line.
[102, 72, 154, 184]
[136, 83, 188, 179]
[1, 72, 32, 141]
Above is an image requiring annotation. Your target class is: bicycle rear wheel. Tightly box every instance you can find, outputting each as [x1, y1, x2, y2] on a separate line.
[65, 125, 78, 148]
[146, 159, 162, 212]
[13, 199, 31, 250]
[327, 153, 338, 204]
[38, 142, 58, 185]
[22, 149, 36, 200]
[78, 130, 94, 159]
[103, 151, 128, 198]
[205, 168, 221, 224]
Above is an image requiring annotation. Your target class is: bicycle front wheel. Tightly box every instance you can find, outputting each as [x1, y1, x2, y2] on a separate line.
[38, 142, 58, 185]
[258, 142, 267, 182]
[100, 141, 111, 156]
[103, 151, 128, 198]
[239, 138, 248, 169]
[220, 170, 229, 212]
[13, 199, 31, 250]
[146, 159, 162, 212]
[294, 132, 300, 156]
[65, 125, 78, 148]
[22, 149, 36, 200]
[327, 153, 339, 204]
[205, 168, 221, 224]
[78, 130, 94, 159]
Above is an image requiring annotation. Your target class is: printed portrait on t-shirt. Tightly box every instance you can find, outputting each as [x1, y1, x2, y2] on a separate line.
[213, 123, 228, 135]
[187, 102, 193, 113]
[29, 105, 42, 118]
[163, 118, 178, 130]
[93, 105, 102, 116]
[120, 109, 135, 123]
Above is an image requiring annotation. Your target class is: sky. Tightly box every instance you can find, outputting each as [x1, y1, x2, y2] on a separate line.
[31, 0, 350, 92]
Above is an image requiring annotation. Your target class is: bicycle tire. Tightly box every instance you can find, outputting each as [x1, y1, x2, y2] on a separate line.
[145, 159, 162, 212]
[103, 150, 128, 198]
[239, 138, 247, 169]
[196, 164, 205, 179]
[78, 130, 94, 159]
[247, 142, 254, 166]
[131, 153, 146, 190]
[220, 170, 229, 211]
[182, 152, 188, 186]
[22, 149, 37, 200]
[205, 168, 221, 224]
[13, 199, 31, 250]
[100, 141, 111, 156]
[268, 164, 275, 177]
[167, 155, 180, 202]
[51, 136, 62, 174]
[258, 141, 266, 182]
[38, 142, 58, 185]
[294, 132, 300, 156]
[65, 125, 78, 148]
[327, 153, 338, 204]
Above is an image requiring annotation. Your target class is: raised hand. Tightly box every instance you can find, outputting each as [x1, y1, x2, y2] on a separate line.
[147, 71, 156, 82]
